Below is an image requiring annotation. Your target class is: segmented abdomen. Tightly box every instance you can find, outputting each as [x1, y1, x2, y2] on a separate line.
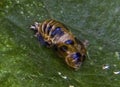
[38, 19, 73, 46]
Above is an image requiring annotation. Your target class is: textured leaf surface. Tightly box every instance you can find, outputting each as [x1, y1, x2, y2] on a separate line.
[0, 0, 120, 87]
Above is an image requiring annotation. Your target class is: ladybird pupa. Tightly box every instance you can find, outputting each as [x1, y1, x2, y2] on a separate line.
[30, 19, 87, 70]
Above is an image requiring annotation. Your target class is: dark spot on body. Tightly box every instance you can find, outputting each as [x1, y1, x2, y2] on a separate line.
[51, 27, 64, 37]
[65, 40, 74, 45]
[37, 34, 50, 46]
[72, 52, 81, 63]
[59, 45, 68, 52]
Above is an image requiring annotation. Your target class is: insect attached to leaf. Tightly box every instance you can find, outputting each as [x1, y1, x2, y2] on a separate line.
[30, 19, 88, 70]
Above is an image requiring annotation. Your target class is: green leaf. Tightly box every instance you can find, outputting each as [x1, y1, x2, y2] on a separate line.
[0, 0, 120, 87]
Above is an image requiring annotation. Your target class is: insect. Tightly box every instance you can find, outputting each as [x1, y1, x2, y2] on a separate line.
[30, 19, 87, 70]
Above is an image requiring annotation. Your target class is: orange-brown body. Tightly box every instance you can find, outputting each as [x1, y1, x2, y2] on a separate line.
[30, 19, 87, 70]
